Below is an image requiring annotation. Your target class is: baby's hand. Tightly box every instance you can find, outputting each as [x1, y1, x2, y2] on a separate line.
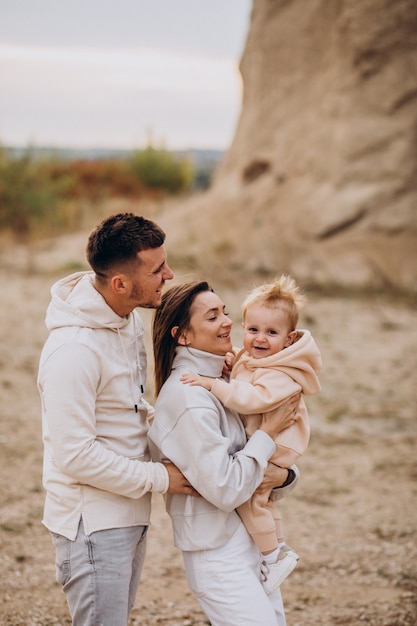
[180, 373, 203, 386]
[180, 373, 213, 391]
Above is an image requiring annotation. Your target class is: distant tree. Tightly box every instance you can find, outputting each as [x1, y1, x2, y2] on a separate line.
[193, 167, 214, 190]
[128, 146, 194, 194]
[0, 147, 75, 243]
[44, 159, 144, 200]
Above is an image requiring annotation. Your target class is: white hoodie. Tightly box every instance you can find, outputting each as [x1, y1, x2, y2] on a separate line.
[38, 271, 168, 540]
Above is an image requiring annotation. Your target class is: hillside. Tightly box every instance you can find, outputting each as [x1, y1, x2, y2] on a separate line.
[158, 0, 417, 292]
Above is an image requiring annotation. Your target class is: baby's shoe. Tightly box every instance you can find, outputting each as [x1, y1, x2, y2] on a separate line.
[260, 544, 299, 595]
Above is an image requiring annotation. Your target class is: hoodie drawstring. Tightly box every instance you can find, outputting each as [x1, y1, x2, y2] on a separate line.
[118, 315, 144, 413]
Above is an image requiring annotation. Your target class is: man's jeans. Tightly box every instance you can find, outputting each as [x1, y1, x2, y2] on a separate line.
[50, 520, 147, 626]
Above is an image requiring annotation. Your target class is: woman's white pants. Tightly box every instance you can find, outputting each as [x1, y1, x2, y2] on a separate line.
[182, 522, 286, 626]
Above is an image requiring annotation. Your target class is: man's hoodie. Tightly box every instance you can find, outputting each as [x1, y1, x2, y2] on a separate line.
[38, 271, 167, 540]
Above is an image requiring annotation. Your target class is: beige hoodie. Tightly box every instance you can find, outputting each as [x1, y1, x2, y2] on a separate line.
[210, 330, 322, 467]
[38, 271, 168, 540]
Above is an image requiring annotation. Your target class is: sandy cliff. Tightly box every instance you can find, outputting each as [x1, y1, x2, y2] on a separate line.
[161, 0, 417, 291]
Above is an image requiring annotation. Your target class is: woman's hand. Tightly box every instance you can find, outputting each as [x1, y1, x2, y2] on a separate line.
[257, 462, 289, 492]
[259, 392, 301, 441]
[222, 351, 234, 377]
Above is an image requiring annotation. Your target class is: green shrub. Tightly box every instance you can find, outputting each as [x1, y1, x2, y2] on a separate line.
[43, 159, 144, 201]
[0, 147, 74, 242]
[128, 146, 193, 193]
[0, 144, 195, 244]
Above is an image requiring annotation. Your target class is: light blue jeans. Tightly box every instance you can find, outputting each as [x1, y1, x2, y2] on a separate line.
[50, 519, 147, 626]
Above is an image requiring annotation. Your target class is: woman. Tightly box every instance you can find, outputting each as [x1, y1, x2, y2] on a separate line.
[148, 281, 301, 626]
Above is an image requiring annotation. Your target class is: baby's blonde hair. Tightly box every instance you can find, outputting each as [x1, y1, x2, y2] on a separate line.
[242, 275, 306, 331]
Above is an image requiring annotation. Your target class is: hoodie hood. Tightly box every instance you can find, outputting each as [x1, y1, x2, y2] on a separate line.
[236, 329, 322, 395]
[45, 271, 131, 332]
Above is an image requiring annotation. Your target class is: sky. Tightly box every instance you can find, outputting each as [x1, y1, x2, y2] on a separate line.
[0, 0, 252, 151]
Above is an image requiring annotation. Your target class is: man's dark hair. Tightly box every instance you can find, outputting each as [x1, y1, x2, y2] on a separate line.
[86, 213, 166, 277]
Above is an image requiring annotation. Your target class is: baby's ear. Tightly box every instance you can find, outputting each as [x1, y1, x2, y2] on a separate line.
[285, 331, 298, 347]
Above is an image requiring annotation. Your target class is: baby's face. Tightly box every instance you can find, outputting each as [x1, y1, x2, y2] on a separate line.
[243, 304, 293, 359]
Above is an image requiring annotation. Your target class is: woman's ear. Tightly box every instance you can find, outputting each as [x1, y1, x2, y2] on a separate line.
[171, 326, 190, 346]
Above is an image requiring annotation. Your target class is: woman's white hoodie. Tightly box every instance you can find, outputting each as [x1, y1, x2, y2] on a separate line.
[148, 346, 277, 551]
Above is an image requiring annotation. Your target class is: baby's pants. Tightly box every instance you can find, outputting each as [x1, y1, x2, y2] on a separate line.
[238, 485, 283, 553]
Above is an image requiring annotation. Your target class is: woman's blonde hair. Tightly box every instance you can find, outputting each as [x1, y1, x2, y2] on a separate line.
[242, 275, 306, 331]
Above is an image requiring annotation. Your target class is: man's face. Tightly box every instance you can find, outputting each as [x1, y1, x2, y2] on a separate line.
[128, 246, 174, 309]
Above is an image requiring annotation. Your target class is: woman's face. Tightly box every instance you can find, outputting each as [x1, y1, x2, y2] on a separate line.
[181, 291, 233, 356]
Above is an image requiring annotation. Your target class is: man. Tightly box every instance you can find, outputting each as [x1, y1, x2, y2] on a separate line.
[38, 213, 195, 625]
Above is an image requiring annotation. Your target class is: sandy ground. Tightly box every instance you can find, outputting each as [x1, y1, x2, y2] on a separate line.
[0, 233, 416, 625]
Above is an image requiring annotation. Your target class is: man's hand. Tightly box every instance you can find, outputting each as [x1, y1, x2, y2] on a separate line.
[165, 463, 200, 496]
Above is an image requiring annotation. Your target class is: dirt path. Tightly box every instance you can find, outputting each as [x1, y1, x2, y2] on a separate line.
[0, 239, 416, 625]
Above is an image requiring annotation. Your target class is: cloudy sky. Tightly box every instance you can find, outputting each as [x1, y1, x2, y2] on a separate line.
[0, 0, 252, 151]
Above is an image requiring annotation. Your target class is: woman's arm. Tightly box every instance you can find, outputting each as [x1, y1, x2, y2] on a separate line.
[149, 398, 275, 511]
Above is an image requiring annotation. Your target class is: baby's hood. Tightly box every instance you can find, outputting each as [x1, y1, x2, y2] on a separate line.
[240, 329, 322, 395]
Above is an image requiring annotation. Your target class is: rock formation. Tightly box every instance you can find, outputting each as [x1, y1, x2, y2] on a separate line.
[161, 0, 417, 292]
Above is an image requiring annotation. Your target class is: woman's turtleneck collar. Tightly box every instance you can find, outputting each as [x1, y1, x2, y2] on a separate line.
[172, 346, 226, 378]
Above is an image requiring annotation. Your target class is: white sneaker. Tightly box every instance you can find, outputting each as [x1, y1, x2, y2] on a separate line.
[260, 544, 299, 595]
